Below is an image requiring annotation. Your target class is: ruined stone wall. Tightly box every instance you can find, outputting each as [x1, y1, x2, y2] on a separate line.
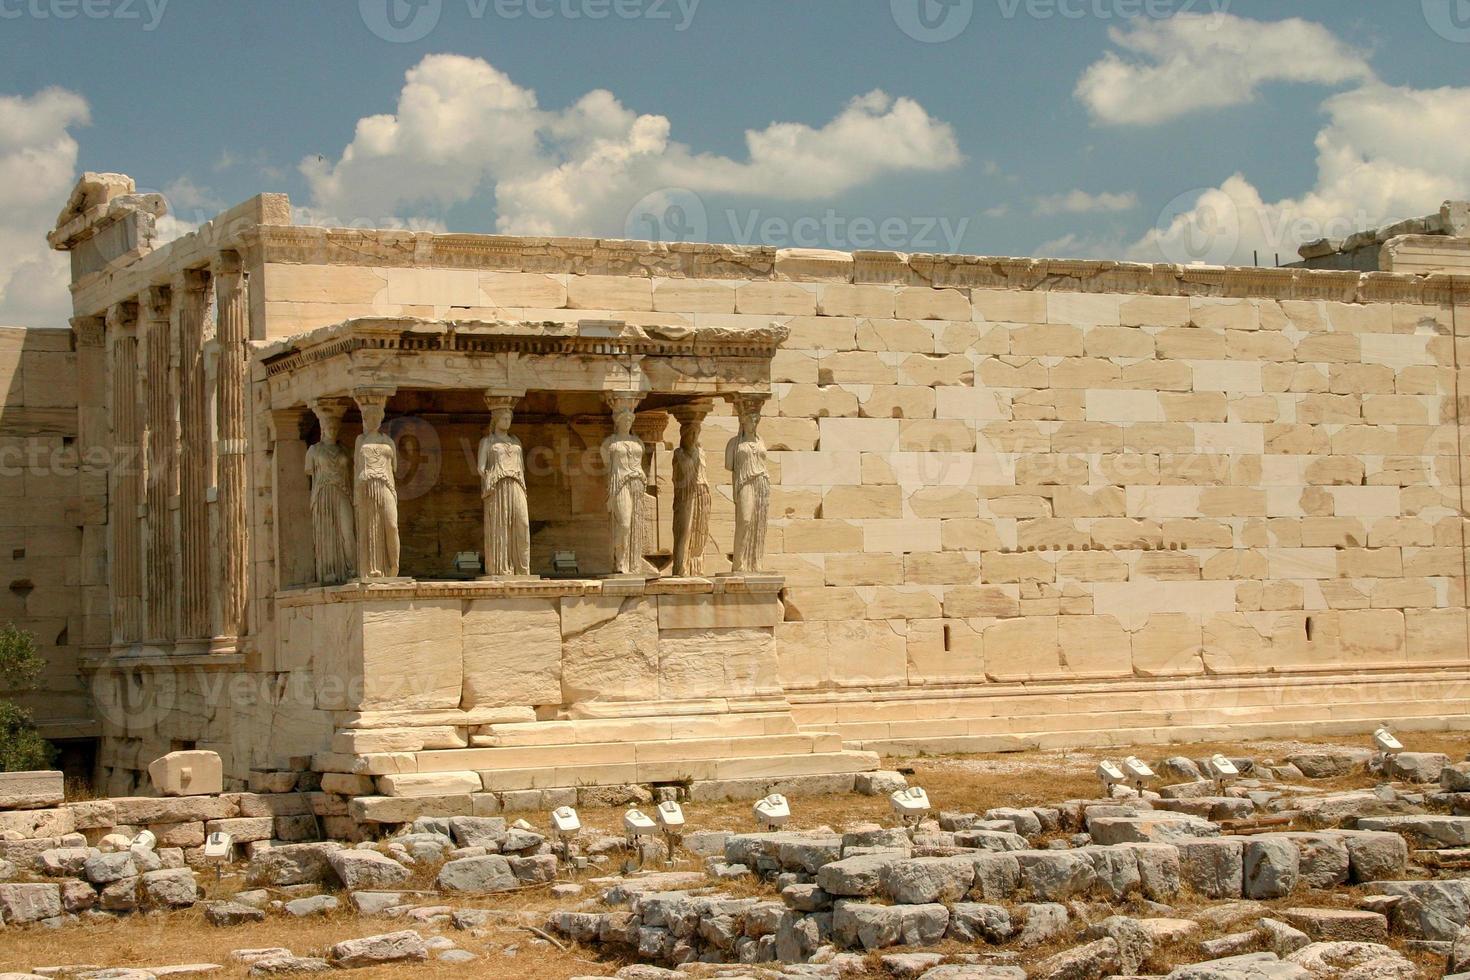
[0, 326, 89, 742]
[253, 241, 1470, 753]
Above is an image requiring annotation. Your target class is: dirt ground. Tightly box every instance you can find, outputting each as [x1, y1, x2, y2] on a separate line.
[3, 734, 1465, 978]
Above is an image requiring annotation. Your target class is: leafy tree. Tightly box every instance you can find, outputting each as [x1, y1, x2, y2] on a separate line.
[0, 624, 56, 772]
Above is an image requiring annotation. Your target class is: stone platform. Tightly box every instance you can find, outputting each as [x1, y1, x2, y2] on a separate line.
[793, 668, 1470, 756]
[289, 576, 882, 805]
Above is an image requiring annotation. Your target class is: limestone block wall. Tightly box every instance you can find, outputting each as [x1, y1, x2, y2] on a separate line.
[255, 248, 1469, 711]
[0, 326, 88, 740]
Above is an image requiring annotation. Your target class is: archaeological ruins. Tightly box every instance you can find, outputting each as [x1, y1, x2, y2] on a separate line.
[0, 173, 1467, 818]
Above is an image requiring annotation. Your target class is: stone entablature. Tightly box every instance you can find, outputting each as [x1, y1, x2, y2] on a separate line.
[257, 316, 789, 403]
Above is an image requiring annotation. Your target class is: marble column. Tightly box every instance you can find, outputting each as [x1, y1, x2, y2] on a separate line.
[601, 391, 646, 576]
[479, 391, 531, 579]
[213, 252, 250, 646]
[175, 269, 211, 644]
[141, 286, 177, 645]
[107, 302, 143, 645]
[726, 393, 772, 575]
[352, 387, 400, 579]
[303, 399, 354, 586]
[670, 401, 712, 578]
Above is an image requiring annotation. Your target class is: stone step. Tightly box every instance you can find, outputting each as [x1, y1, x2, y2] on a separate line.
[372, 748, 881, 797]
[790, 673, 1469, 728]
[810, 696, 1461, 744]
[470, 711, 800, 748]
[813, 704, 1470, 757]
[404, 732, 846, 775]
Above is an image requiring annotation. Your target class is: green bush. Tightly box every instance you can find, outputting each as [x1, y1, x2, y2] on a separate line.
[0, 624, 56, 772]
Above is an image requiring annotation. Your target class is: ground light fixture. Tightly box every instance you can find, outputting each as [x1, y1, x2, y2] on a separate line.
[550, 805, 582, 867]
[1374, 727, 1404, 756]
[1207, 754, 1240, 792]
[655, 800, 686, 866]
[203, 831, 232, 880]
[1122, 756, 1156, 792]
[753, 794, 791, 831]
[890, 786, 931, 834]
[622, 808, 657, 874]
[1097, 759, 1126, 795]
[131, 830, 157, 852]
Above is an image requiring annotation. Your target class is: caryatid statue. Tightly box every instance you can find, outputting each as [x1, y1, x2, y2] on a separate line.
[602, 392, 647, 576]
[305, 399, 356, 584]
[671, 403, 712, 577]
[478, 394, 531, 578]
[726, 394, 771, 574]
[353, 388, 401, 579]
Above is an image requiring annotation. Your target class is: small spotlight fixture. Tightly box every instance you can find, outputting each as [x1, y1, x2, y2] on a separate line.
[1122, 756, 1156, 791]
[1097, 759, 1126, 795]
[1207, 754, 1240, 791]
[1374, 727, 1404, 756]
[655, 800, 686, 867]
[890, 786, 931, 833]
[753, 794, 791, 832]
[550, 805, 582, 867]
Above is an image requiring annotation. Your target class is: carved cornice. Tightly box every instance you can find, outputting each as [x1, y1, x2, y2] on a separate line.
[259, 316, 791, 379]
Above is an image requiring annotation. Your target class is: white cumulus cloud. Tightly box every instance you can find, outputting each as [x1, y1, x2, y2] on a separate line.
[1034, 189, 1138, 216]
[1127, 83, 1470, 266]
[302, 54, 963, 237]
[1076, 12, 1374, 126]
[0, 88, 89, 328]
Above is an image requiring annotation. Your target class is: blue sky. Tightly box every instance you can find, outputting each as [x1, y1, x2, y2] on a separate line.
[2, 1, 1468, 325]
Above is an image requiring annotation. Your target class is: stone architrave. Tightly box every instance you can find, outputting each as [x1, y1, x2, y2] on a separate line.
[602, 392, 647, 576]
[726, 393, 772, 574]
[306, 398, 356, 585]
[478, 392, 531, 578]
[353, 388, 400, 579]
[671, 402, 712, 578]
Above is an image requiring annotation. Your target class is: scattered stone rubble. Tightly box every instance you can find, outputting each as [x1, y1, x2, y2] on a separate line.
[9, 747, 1470, 978]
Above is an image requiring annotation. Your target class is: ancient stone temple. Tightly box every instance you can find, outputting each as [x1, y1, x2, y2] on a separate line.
[26, 172, 1470, 807]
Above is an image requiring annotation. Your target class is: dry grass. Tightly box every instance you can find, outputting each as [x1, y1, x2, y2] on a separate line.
[3, 734, 1465, 978]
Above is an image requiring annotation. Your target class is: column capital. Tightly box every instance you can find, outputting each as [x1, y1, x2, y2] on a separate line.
[212, 250, 244, 276]
[310, 396, 354, 427]
[72, 316, 105, 349]
[670, 400, 714, 426]
[105, 301, 138, 335]
[605, 390, 643, 414]
[352, 386, 396, 410]
[142, 285, 172, 321]
[484, 389, 525, 413]
[173, 268, 210, 293]
[729, 392, 771, 416]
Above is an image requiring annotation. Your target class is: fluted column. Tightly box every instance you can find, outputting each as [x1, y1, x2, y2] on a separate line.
[176, 270, 211, 644]
[670, 401, 712, 578]
[213, 252, 250, 647]
[107, 302, 143, 645]
[141, 286, 176, 645]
